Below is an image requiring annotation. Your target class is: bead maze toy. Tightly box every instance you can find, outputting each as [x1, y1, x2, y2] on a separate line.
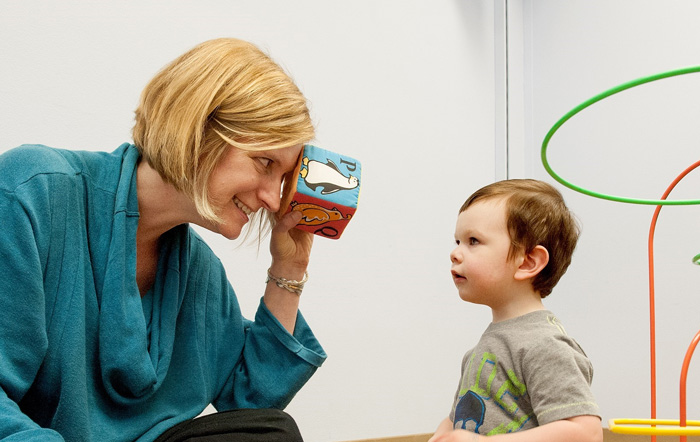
[541, 66, 700, 441]
[282, 144, 361, 240]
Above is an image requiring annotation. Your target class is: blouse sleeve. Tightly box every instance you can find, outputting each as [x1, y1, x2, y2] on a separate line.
[213, 296, 326, 410]
[0, 177, 65, 441]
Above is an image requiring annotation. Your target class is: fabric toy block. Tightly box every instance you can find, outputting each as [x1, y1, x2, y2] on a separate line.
[282, 144, 361, 239]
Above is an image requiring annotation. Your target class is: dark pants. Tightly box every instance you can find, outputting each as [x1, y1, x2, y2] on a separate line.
[153, 409, 304, 442]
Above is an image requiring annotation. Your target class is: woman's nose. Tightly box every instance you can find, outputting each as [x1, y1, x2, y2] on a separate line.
[259, 178, 283, 213]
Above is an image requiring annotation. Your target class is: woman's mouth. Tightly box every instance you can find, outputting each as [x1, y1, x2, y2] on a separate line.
[233, 197, 253, 216]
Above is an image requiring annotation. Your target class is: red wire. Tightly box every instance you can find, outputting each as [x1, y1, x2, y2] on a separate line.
[647, 159, 700, 442]
[679, 331, 700, 442]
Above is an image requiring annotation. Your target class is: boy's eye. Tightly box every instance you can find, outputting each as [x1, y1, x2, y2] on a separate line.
[468, 237, 479, 245]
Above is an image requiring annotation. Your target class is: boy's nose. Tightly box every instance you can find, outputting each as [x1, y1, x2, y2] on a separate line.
[450, 248, 460, 263]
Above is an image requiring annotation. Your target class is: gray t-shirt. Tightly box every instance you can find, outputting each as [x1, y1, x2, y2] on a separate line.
[449, 309, 600, 436]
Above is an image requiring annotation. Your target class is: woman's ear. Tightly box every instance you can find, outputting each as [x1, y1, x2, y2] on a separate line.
[514, 245, 549, 281]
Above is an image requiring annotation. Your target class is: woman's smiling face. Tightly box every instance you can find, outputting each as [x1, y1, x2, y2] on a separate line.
[203, 144, 302, 240]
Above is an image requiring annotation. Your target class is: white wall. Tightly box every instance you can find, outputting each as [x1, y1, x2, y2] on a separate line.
[0, 2, 498, 441]
[509, 0, 700, 429]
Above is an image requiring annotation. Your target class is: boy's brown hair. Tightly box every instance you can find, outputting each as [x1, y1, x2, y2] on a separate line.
[460, 179, 580, 298]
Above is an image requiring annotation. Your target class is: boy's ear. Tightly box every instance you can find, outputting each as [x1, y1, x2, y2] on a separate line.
[514, 245, 549, 281]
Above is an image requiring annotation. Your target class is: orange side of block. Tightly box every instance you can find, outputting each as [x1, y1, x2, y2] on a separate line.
[285, 192, 356, 239]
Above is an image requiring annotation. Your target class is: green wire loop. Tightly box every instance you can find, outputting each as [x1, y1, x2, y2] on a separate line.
[541, 66, 700, 206]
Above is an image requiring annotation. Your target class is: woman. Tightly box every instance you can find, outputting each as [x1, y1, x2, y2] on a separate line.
[0, 38, 326, 441]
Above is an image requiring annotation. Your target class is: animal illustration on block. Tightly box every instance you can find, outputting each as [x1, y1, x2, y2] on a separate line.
[300, 157, 359, 195]
[290, 201, 352, 226]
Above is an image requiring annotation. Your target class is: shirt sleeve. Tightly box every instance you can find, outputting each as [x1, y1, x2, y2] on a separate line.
[0, 180, 65, 441]
[523, 336, 601, 425]
[213, 296, 326, 411]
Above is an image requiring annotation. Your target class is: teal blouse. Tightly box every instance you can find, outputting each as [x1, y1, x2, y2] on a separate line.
[0, 143, 326, 441]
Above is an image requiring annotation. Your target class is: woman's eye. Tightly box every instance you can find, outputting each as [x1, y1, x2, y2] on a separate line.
[258, 157, 272, 168]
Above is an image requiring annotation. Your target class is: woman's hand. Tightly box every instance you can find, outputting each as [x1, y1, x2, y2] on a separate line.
[269, 210, 313, 277]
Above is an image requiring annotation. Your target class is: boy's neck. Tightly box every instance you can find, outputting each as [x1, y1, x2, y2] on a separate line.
[490, 290, 546, 323]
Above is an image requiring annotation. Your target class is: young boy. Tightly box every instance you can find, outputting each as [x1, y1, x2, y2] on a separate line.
[429, 179, 602, 442]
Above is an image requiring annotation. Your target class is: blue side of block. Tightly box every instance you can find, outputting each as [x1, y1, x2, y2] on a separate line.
[296, 144, 361, 208]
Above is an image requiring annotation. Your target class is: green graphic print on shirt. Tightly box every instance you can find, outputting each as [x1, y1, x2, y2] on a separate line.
[454, 351, 531, 435]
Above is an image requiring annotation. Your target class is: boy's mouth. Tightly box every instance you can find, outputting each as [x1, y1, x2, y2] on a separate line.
[451, 270, 465, 281]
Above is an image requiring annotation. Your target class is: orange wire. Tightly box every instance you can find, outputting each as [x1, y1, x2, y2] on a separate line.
[679, 331, 700, 442]
[647, 159, 700, 442]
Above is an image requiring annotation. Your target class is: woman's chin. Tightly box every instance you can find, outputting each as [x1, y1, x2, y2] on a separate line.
[221, 231, 242, 241]
[217, 220, 246, 240]
[193, 218, 244, 240]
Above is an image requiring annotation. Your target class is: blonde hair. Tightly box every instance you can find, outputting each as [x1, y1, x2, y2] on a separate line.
[460, 179, 580, 298]
[133, 38, 315, 224]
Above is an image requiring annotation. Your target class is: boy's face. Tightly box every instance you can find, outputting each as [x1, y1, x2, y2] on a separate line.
[450, 198, 521, 308]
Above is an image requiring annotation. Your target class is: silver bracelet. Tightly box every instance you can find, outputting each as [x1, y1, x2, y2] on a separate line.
[265, 268, 308, 295]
